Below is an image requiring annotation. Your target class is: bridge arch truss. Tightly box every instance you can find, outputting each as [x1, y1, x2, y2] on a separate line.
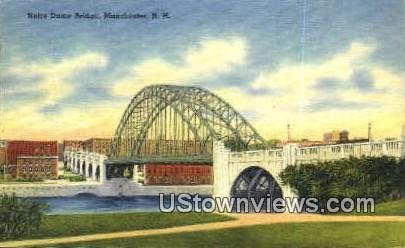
[110, 85, 267, 161]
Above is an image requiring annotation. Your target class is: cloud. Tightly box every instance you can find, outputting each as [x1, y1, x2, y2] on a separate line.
[2, 53, 109, 140]
[251, 42, 377, 107]
[305, 97, 377, 112]
[249, 41, 404, 111]
[6, 52, 108, 107]
[312, 70, 377, 94]
[313, 77, 343, 92]
[2, 102, 124, 140]
[2, 38, 248, 140]
[2, 40, 403, 142]
[214, 84, 403, 140]
[351, 69, 375, 91]
[213, 41, 404, 140]
[112, 37, 247, 96]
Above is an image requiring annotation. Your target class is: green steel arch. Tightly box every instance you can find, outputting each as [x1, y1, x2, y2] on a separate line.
[110, 85, 267, 162]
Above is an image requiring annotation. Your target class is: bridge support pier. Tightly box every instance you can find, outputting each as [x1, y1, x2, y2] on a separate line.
[79, 161, 83, 176]
[132, 164, 144, 185]
[84, 157, 90, 178]
[132, 165, 138, 182]
[92, 165, 97, 181]
[99, 157, 107, 183]
[401, 124, 405, 158]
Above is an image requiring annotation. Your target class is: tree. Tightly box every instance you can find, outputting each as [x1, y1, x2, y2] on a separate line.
[267, 139, 281, 148]
[0, 193, 49, 240]
[280, 156, 405, 209]
[392, 158, 405, 199]
[224, 138, 247, 151]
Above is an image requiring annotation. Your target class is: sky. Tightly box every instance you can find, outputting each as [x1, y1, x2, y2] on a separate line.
[0, 0, 404, 141]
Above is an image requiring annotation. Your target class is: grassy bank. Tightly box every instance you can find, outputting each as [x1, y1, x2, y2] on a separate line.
[54, 221, 405, 248]
[372, 200, 405, 216]
[0, 178, 45, 184]
[338, 199, 405, 216]
[45, 200, 405, 247]
[18, 212, 233, 240]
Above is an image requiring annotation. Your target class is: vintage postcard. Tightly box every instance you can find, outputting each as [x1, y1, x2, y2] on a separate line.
[0, 0, 404, 247]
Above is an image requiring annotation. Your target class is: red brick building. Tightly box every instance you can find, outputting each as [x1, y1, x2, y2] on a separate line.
[143, 164, 212, 185]
[63, 140, 84, 152]
[7, 141, 57, 165]
[83, 138, 112, 155]
[57, 143, 64, 161]
[6, 140, 58, 179]
[7, 156, 58, 179]
[0, 140, 6, 167]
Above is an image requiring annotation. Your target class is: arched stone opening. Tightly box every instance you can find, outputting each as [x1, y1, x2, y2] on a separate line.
[76, 159, 80, 173]
[88, 163, 93, 178]
[95, 166, 100, 181]
[230, 166, 283, 212]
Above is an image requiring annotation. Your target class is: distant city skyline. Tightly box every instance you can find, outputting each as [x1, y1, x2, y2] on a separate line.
[0, 125, 399, 143]
[0, 0, 403, 141]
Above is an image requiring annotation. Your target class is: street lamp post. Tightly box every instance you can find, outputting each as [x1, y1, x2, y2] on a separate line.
[2, 164, 6, 183]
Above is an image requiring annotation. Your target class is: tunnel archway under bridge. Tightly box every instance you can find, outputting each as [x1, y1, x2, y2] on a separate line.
[88, 163, 93, 178]
[106, 162, 134, 180]
[95, 166, 100, 181]
[230, 166, 283, 212]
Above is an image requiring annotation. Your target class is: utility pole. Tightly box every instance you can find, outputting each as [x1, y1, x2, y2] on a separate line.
[287, 124, 291, 143]
[368, 122, 372, 142]
[2, 141, 6, 184]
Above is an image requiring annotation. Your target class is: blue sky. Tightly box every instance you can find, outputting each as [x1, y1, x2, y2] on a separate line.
[0, 0, 403, 140]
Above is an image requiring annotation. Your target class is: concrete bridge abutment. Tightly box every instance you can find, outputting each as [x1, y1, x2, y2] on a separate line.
[213, 138, 404, 200]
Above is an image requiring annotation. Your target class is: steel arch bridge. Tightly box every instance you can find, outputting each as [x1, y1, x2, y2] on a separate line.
[109, 85, 267, 164]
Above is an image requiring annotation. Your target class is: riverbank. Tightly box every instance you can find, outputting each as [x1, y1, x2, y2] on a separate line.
[0, 179, 212, 197]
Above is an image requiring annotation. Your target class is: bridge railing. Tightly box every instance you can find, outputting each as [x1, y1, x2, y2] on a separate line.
[295, 140, 403, 164]
[229, 148, 284, 163]
[227, 139, 404, 166]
